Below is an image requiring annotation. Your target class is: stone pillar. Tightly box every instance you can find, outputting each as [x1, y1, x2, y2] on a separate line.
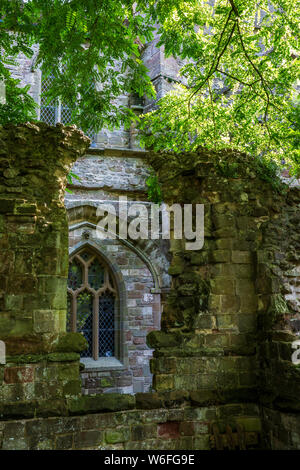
[0, 122, 90, 408]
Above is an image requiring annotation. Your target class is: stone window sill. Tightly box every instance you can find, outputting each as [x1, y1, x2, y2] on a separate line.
[80, 357, 126, 371]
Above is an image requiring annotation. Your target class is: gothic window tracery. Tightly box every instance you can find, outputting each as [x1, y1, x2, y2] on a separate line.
[67, 247, 117, 360]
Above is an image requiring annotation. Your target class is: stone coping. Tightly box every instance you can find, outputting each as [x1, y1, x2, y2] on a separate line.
[86, 148, 149, 158]
[5, 352, 80, 364]
[80, 357, 126, 371]
[0, 388, 259, 421]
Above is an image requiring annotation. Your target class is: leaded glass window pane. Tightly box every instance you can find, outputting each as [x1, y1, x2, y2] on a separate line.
[88, 259, 105, 290]
[80, 250, 92, 262]
[39, 71, 96, 144]
[99, 293, 115, 357]
[68, 259, 83, 290]
[77, 291, 93, 358]
[40, 105, 56, 126]
[61, 105, 72, 125]
[40, 73, 57, 125]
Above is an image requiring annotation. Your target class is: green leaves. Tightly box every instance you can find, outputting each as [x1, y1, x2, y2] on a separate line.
[66, 171, 81, 193]
[139, 0, 300, 176]
[0, 73, 37, 125]
[146, 173, 163, 205]
[0, 0, 299, 178]
[0, 0, 157, 131]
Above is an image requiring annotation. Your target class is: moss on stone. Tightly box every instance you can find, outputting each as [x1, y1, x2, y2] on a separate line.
[47, 352, 80, 362]
[63, 380, 82, 397]
[6, 354, 46, 364]
[35, 399, 68, 418]
[100, 378, 113, 388]
[146, 330, 183, 349]
[105, 430, 126, 444]
[0, 401, 36, 420]
[53, 332, 88, 353]
[135, 392, 164, 410]
[67, 393, 136, 415]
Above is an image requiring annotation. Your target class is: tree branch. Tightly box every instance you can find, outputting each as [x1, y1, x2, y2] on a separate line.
[188, 9, 236, 114]
[208, 79, 217, 149]
[216, 68, 260, 87]
[228, 0, 240, 17]
[235, 19, 272, 125]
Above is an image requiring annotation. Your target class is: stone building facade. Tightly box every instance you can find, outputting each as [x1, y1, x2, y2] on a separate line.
[65, 149, 171, 394]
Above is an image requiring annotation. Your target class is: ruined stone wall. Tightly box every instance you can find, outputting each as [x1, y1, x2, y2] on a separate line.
[0, 393, 261, 450]
[147, 149, 300, 450]
[0, 123, 90, 405]
[147, 150, 262, 396]
[257, 185, 300, 449]
[0, 127, 299, 450]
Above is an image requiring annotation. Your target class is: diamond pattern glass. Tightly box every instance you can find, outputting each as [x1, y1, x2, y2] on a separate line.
[88, 259, 105, 290]
[99, 293, 115, 357]
[77, 291, 93, 357]
[67, 248, 116, 359]
[40, 106, 56, 126]
[40, 72, 96, 144]
[61, 105, 72, 125]
[85, 129, 96, 141]
[40, 74, 57, 125]
[80, 250, 92, 262]
[68, 259, 83, 290]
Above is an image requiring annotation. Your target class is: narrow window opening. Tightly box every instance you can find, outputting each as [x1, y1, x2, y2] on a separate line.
[40, 71, 96, 142]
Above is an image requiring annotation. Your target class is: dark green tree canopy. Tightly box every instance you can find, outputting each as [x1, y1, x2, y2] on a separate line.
[0, 0, 158, 129]
[0, 0, 299, 174]
[139, 0, 299, 175]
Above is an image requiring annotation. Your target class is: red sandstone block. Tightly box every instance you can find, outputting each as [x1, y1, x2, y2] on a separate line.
[179, 421, 195, 436]
[135, 283, 145, 291]
[125, 331, 132, 341]
[133, 337, 145, 345]
[128, 292, 143, 299]
[157, 422, 180, 439]
[4, 366, 34, 384]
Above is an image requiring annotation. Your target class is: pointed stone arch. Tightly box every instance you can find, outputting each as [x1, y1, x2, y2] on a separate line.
[68, 240, 128, 368]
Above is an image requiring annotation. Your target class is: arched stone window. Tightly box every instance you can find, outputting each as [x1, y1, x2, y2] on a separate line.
[67, 246, 118, 361]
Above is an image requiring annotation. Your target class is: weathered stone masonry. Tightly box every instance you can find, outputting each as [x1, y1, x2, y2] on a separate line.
[66, 150, 171, 395]
[147, 149, 300, 450]
[0, 396, 261, 450]
[0, 123, 90, 405]
[0, 126, 299, 450]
